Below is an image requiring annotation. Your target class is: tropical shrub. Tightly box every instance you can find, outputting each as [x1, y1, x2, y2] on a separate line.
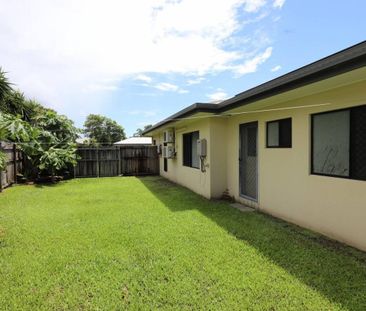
[0, 69, 79, 179]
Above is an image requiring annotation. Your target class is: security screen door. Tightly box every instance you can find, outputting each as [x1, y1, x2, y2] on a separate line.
[239, 122, 258, 200]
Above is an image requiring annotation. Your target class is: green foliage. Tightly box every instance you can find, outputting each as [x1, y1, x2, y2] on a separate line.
[0, 69, 79, 177]
[83, 114, 126, 145]
[0, 113, 38, 142]
[1, 177, 366, 309]
[0, 150, 6, 170]
[0, 68, 12, 104]
[133, 124, 152, 137]
[0, 91, 36, 121]
[38, 146, 78, 173]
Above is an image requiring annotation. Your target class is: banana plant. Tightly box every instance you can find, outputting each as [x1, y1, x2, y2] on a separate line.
[38, 145, 78, 176]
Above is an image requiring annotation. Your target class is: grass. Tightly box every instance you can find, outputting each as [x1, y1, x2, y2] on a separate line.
[1, 177, 366, 310]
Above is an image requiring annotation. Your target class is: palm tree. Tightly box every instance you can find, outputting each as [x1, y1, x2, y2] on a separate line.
[2, 90, 35, 121]
[0, 67, 12, 104]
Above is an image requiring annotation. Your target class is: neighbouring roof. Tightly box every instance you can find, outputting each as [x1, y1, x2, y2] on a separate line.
[76, 137, 90, 144]
[143, 40, 366, 135]
[114, 137, 153, 145]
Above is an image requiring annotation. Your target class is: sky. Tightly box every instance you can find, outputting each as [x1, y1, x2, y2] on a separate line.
[0, 0, 365, 137]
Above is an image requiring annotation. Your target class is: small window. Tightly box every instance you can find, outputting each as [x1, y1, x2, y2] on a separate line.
[183, 131, 200, 169]
[311, 105, 366, 181]
[266, 118, 292, 148]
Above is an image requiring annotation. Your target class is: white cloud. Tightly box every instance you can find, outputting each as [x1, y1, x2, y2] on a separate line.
[207, 90, 228, 102]
[273, 0, 286, 8]
[154, 82, 179, 91]
[0, 0, 274, 114]
[187, 77, 205, 85]
[154, 82, 188, 94]
[271, 65, 282, 72]
[135, 74, 152, 83]
[234, 47, 273, 75]
[244, 0, 267, 12]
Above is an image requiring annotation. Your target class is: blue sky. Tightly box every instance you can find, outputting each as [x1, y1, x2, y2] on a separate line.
[1, 0, 365, 136]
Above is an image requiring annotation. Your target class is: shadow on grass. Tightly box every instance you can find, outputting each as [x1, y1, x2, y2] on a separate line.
[33, 179, 74, 188]
[138, 176, 366, 311]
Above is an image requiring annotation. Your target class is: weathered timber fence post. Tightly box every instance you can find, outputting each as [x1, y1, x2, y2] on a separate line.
[96, 146, 100, 177]
[0, 142, 3, 192]
[118, 146, 121, 175]
[13, 143, 17, 184]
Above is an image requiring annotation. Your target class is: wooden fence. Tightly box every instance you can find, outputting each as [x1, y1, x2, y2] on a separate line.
[0, 142, 23, 191]
[74, 146, 159, 178]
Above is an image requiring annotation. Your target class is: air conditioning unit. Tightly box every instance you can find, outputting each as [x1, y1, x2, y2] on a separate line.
[163, 145, 175, 158]
[163, 129, 175, 143]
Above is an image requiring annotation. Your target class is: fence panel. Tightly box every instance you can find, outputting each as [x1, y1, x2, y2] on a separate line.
[74, 145, 159, 178]
[0, 142, 23, 191]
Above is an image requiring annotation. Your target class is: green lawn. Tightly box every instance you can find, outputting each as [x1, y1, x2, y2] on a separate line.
[1, 177, 366, 310]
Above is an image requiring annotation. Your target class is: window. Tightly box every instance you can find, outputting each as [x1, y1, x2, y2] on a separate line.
[266, 118, 292, 148]
[311, 105, 366, 180]
[183, 131, 200, 168]
[163, 143, 168, 172]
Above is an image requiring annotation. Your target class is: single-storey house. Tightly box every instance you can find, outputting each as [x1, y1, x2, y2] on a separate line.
[114, 137, 152, 146]
[143, 41, 366, 251]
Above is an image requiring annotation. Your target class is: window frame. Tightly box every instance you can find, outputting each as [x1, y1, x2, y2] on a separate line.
[182, 131, 200, 169]
[310, 105, 366, 181]
[266, 117, 292, 148]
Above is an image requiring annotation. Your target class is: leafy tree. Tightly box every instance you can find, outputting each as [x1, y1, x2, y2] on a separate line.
[32, 109, 79, 145]
[0, 68, 79, 179]
[29, 111, 79, 177]
[0, 113, 37, 142]
[0, 69, 13, 169]
[0, 111, 78, 178]
[83, 114, 126, 146]
[133, 124, 152, 137]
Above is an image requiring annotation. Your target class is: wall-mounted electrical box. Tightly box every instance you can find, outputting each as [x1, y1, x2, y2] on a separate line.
[163, 129, 175, 143]
[197, 139, 207, 157]
[163, 145, 175, 158]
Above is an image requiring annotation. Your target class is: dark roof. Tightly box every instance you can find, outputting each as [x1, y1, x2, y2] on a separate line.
[144, 41, 366, 135]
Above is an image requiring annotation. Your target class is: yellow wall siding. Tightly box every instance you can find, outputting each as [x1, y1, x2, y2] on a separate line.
[152, 118, 212, 198]
[209, 118, 228, 198]
[226, 80, 366, 251]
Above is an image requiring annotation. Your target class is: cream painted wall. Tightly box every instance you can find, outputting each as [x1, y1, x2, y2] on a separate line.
[152, 118, 212, 198]
[209, 118, 228, 198]
[225, 79, 366, 251]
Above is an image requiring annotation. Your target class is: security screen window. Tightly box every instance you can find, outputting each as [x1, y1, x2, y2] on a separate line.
[266, 118, 292, 148]
[312, 105, 366, 180]
[183, 131, 200, 168]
